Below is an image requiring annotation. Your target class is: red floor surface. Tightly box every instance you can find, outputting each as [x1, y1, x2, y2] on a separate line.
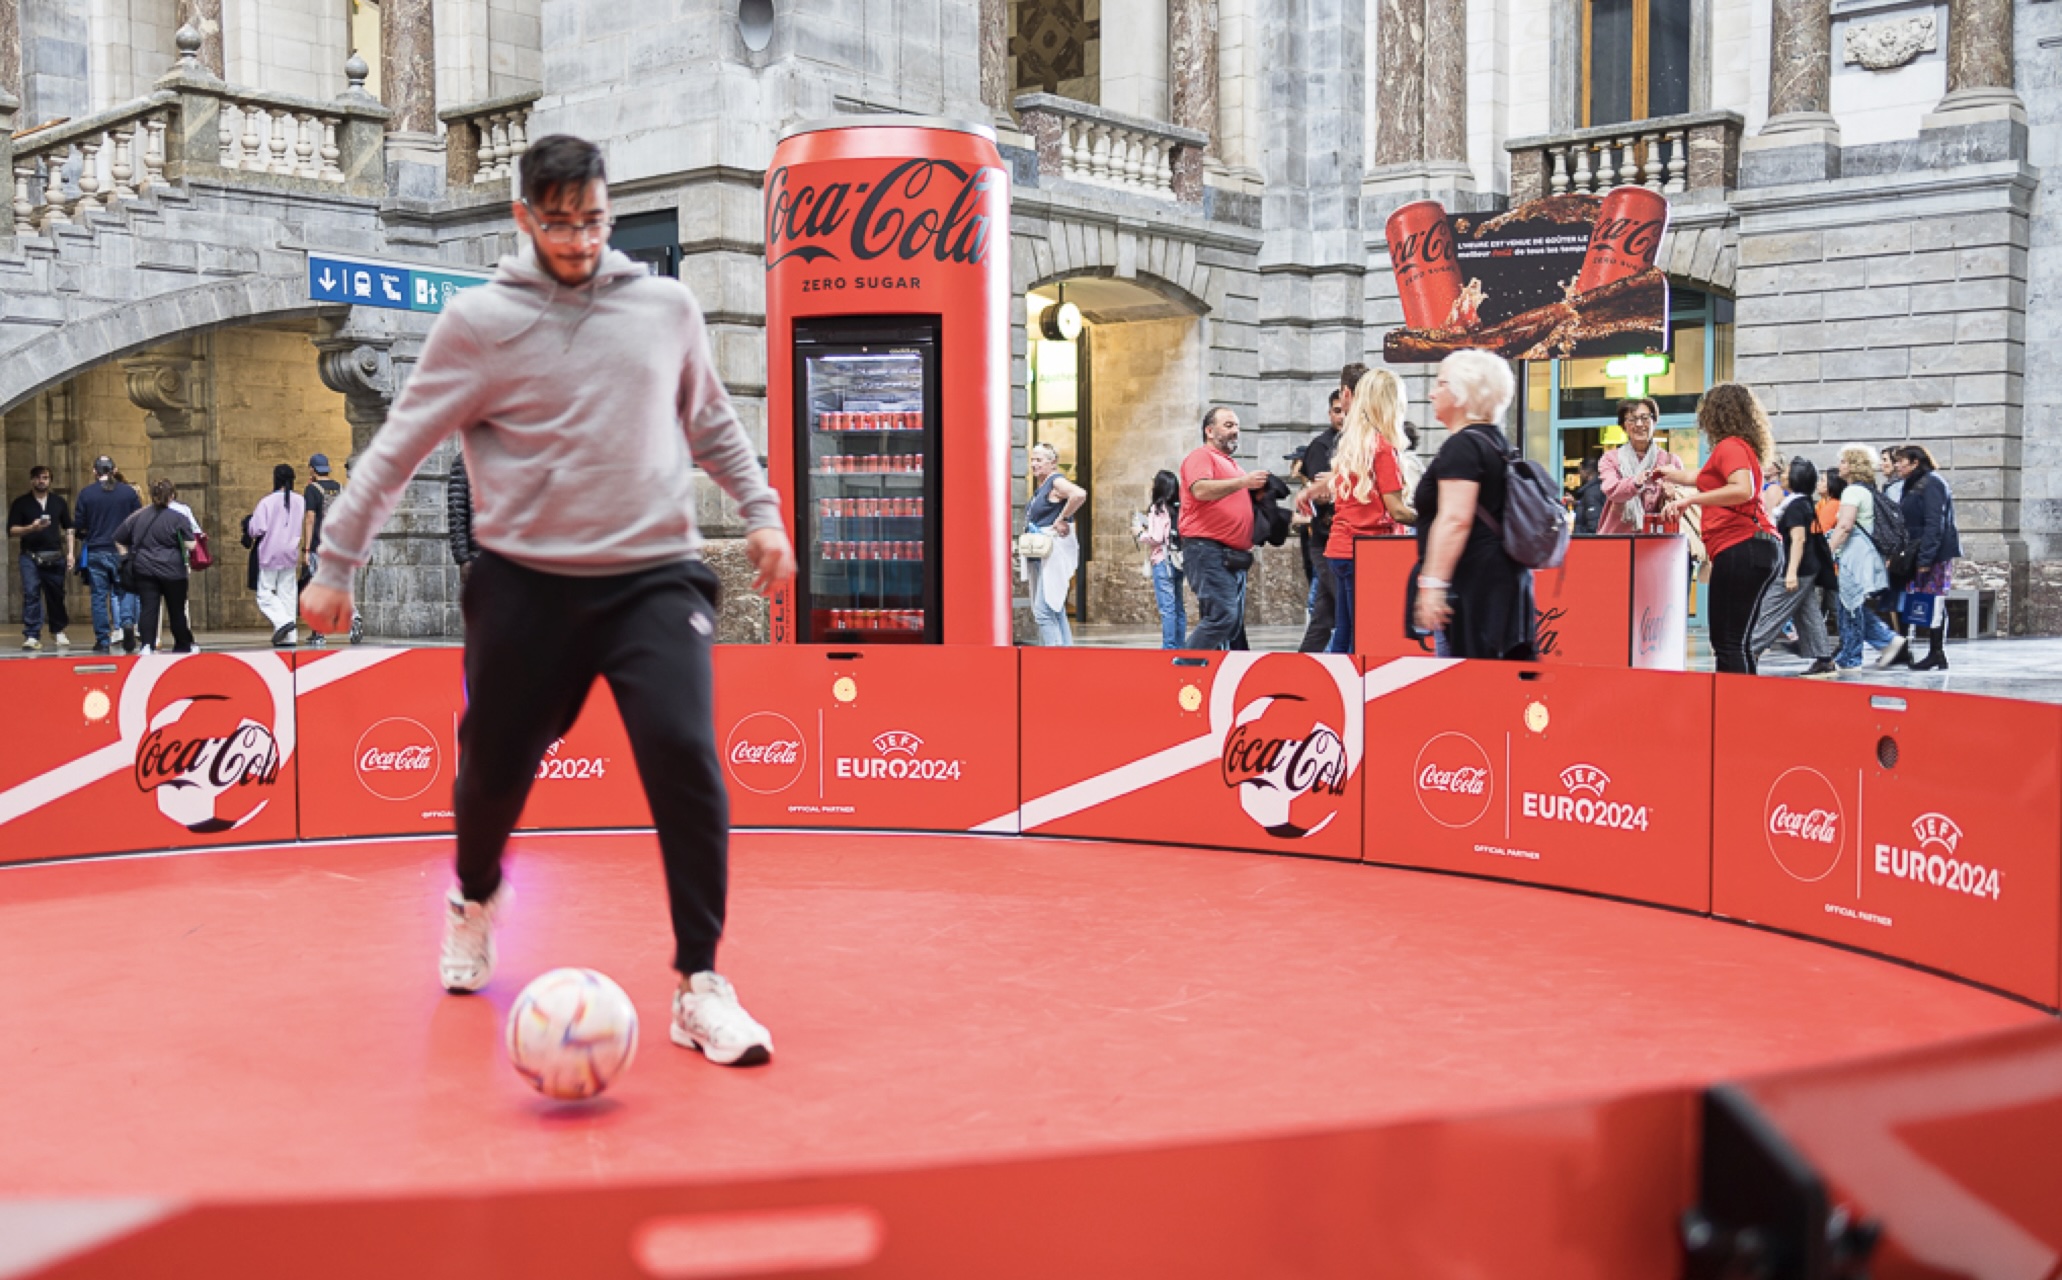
[1, 830, 2046, 1204]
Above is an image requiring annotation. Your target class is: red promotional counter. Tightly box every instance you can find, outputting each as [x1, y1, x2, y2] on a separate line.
[763, 118, 1012, 647]
[1363, 657, 1714, 911]
[1353, 534, 1689, 669]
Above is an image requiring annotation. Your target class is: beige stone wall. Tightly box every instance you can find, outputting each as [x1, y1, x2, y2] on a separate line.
[1082, 315, 1201, 625]
[223, 0, 351, 97]
[88, 0, 180, 104]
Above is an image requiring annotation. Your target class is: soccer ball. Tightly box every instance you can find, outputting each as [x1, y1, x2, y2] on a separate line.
[505, 968, 640, 1100]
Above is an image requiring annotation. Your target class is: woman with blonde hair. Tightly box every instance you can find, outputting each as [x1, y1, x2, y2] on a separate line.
[1826, 445, 1901, 670]
[1410, 350, 1535, 660]
[1304, 368, 1414, 652]
[1656, 382, 1780, 673]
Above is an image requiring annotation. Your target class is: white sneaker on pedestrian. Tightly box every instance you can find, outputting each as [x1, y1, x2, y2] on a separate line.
[439, 884, 508, 993]
[1874, 635, 1907, 669]
[53, 631, 69, 648]
[671, 972, 773, 1066]
[21, 636, 38, 651]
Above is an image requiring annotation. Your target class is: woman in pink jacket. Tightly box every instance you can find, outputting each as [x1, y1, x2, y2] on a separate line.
[1596, 397, 1684, 535]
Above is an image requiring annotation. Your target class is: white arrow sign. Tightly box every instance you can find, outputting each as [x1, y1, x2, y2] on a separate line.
[318, 269, 337, 291]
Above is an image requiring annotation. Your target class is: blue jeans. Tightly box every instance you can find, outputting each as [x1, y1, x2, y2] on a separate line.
[84, 549, 138, 646]
[1152, 558, 1186, 648]
[19, 552, 69, 639]
[1836, 599, 1898, 668]
[1183, 539, 1249, 651]
[1326, 557, 1356, 654]
[1028, 559, 1072, 646]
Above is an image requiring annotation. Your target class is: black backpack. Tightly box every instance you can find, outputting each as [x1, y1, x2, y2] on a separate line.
[1860, 483, 1912, 568]
[1475, 441, 1571, 570]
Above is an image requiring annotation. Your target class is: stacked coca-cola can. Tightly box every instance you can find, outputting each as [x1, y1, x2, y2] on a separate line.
[827, 609, 923, 631]
[817, 411, 923, 432]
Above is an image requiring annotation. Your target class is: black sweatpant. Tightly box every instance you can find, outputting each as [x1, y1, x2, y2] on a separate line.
[1708, 534, 1779, 675]
[135, 573, 194, 652]
[455, 551, 729, 975]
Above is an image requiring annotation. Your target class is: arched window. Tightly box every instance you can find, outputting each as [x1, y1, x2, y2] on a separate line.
[1583, 0, 1691, 126]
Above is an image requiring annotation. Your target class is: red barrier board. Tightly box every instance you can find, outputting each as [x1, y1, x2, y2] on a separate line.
[1363, 658, 1714, 911]
[295, 649, 462, 840]
[714, 645, 1019, 831]
[1353, 535, 1689, 670]
[1017, 650, 1366, 861]
[510, 679, 653, 832]
[1711, 678, 2062, 1007]
[0, 652, 301, 864]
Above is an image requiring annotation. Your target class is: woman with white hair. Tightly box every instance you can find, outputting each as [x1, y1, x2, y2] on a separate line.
[1021, 441, 1085, 645]
[1409, 350, 1536, 660]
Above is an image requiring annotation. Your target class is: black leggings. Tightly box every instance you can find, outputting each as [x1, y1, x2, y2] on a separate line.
[454, 552, 729, 975]
[1709, 536, 1780, 675]
[135, 573, 194, 652]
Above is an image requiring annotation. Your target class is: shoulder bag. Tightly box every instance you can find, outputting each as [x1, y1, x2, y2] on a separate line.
[1015, 531, 1054, 560]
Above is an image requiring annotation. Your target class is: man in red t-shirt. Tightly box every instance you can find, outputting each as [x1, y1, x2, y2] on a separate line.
[1179, 406, 1268, 649]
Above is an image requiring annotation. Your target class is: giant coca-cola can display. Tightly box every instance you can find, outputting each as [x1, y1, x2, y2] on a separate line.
[764, 118, 1012, 647]
[1575, 185, 1669, 293]
[1385, 200, 1464, 332]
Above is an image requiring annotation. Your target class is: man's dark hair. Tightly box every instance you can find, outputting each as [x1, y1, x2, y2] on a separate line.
[1787, 456, 1818, 496]
[273, 463, 296, 492]
[1201, 406, 1232, 439]
[1327, 387, 1343, 409]
[1340, 362, 1370, 392]
[28, 465, 50, 480]
[1616, 397, 1660, 426]
[522, 135, 608, 211]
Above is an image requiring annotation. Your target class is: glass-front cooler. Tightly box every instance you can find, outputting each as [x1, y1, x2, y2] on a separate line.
[792, 319, 942, 643]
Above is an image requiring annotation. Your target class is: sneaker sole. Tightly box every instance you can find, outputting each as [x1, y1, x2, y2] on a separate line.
[670, 1023, 772, 1066]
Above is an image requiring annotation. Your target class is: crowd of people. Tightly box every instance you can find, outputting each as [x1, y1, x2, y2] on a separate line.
[1020, 352, 1965, 678]
[7, 450, 366, 654]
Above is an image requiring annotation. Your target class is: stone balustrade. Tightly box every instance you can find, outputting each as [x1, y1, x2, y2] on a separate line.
[439, 92, 543, 191]
[1506, 111, 1745, 204]
[1014, 94, 1210, 204]
[11, 94, 177, 232]
[214, 91, 353, 182]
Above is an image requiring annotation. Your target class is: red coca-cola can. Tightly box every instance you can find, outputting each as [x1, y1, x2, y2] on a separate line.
[1385, 200, 1463, 332]
[1576, 185, 1670, 293]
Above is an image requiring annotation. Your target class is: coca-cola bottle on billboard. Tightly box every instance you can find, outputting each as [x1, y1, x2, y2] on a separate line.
[1386, 200, 1463, 332]
[1575, 185, 1669, 294]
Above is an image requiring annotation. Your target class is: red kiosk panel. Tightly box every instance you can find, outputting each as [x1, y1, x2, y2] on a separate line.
[1712, 677, 2062, 1007]
[1363, 658, 1714, 911]
[714, 645, 1019, 831]
[295, 649, 462, 840]
[0, 652, 301, 864]
[1019, 650, 1366, 862]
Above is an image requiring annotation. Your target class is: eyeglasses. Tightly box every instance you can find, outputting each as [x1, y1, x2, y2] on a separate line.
[1625, 414, 1656, 423]
[523, 202, 615, 245]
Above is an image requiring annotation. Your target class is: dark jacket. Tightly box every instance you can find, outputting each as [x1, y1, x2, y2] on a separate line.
[1898, 471, 1961, 568]
[1572, 477, 1605, 535]
[447, 451, 478, 565]
[1250, 473, 1294, 548]
[114, 504, 189, 582]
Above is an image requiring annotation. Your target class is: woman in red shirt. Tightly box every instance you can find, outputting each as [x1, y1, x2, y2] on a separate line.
[1307, 368, 1414, 653]
[1658, 382, 1780, 674]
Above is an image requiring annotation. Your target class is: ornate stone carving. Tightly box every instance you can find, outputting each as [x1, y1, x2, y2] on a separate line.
[314, 330, 395, 461]
[122, 353, 196, 435]
[1844, 13, 1938, 70]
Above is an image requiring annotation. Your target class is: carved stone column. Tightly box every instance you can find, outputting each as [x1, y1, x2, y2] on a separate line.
[979, 0, 1010, 121]
[181, 0, 223, 78]
[1168, 0, 1217, 203]
[1740, 0, 1839, 184]
[1928, 0, 2024, 134]
[0, 0, 19, 101]
[126, 345, 220, 626]
[1422, 0, 1468, 164]
[1374, 0, 1425, 167]
[381, 0, 444, 199]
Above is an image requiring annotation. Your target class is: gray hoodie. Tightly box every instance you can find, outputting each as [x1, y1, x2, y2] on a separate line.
[311, 246, 781, 592]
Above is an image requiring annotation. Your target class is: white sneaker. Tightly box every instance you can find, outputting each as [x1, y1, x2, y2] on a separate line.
[21, 636, 38, 651]
[439, 884, 508, 993]
[53, 631, 69, 648]
[1874, 635, 1908, 669]
[671, 972, 773, 1066]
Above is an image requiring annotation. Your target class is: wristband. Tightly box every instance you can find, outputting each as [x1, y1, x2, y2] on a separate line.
[1417, 576, 1450, 590]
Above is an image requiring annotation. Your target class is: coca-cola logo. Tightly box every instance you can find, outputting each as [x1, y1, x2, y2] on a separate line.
[1209, 654, 1363, 841]
[725, 712, 807, 795]
[765, 158, 1002, 271]
[1414, 732, 1495, 829]
[1638, 607, 1664, 656]
[1589, 215, 1665, 265]
[1763, 766, 1845, 882]
[354, 716, 441, 802]
[131, 685, 284, 835]
[1388, 219, 1455, 272]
